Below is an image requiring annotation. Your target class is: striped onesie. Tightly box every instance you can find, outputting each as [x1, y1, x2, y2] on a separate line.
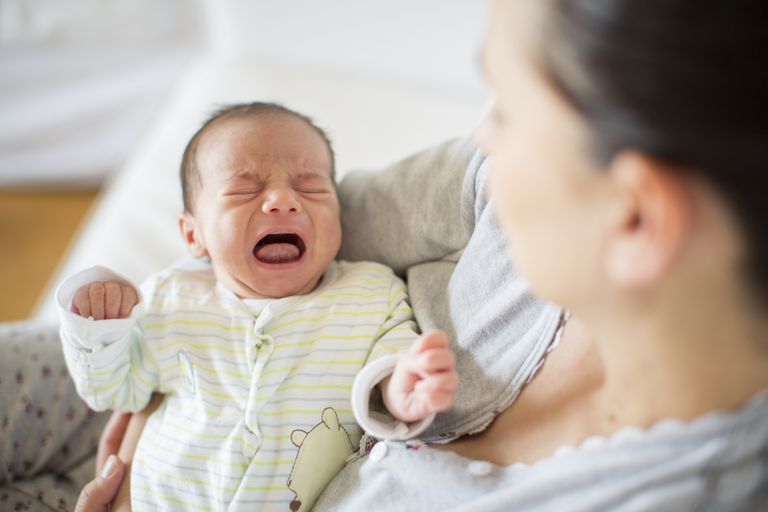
[57, 259, 420, 511]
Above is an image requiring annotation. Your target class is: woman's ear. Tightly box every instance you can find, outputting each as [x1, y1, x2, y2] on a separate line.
[179, 212, 208, 258]
[603, 151, 691, 289]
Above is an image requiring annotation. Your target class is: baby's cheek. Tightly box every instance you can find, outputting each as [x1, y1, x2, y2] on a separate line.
[317, 212, 342, 253]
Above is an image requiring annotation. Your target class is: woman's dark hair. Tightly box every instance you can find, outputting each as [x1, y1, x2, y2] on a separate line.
[540, 1, 768, 304]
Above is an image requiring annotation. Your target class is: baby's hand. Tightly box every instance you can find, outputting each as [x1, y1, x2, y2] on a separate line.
[71, 281, 138, 320]
[382, 330, 459, 423]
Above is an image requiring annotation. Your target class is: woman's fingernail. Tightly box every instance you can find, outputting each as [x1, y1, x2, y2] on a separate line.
[101, 455, 117, 478]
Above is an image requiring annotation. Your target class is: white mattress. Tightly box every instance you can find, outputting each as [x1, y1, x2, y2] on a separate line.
[33, 53, 487, 321]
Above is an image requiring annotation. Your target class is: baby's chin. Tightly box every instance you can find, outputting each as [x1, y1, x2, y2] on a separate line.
[230, 273, 323, 300]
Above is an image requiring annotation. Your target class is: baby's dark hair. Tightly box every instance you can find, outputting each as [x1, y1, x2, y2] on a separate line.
[180, 102, 335, 213]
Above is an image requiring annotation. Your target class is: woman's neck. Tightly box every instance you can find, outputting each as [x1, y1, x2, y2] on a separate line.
[583, 281, 768, 428]
[439, 282, 767, 467]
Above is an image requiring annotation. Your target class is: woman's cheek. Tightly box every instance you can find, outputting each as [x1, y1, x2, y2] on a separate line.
[487, 159, 521, 235]
[474, 115, 498, 157]
[488, 144, 522, 199]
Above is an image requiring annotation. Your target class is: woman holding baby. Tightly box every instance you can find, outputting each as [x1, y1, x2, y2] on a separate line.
[6, 0, 767, 510]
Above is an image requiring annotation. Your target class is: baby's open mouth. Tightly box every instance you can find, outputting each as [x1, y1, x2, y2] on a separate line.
[253, 233, 306, 264]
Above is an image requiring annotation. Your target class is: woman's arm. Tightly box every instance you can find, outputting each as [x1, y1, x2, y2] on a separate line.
[109, 393, 164, 512]
[338, 137, 478, 275]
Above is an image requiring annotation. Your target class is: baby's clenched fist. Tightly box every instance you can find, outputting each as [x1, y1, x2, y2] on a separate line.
[71, 281, 138, 320]
[382, 330, 459, 423]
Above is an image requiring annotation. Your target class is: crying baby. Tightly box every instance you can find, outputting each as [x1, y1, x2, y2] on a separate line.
[57, 102, 458, 511]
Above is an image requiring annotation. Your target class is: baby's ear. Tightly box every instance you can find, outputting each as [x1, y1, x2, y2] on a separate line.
[179, 212, 208, 258]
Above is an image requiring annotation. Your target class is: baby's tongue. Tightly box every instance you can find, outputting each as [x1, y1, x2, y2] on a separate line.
[254, 243, 300, 264]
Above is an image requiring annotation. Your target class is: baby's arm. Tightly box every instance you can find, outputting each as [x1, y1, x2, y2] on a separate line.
[353, 276, 458, 439]
[57, 266, 158, 413]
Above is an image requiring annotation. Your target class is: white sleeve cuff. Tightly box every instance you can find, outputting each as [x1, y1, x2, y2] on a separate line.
[56, 266, 142, 352]
[351, 354, 435, 441]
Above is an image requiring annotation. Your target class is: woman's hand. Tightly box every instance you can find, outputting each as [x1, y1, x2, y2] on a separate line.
[382, 330, 459, 422]
[76, 394, 164, 511]
[96, 411, 133, 476]
[75, 455, 126, 512]
[73, 410, 132, 511]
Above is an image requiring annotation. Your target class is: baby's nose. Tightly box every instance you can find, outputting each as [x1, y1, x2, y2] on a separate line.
[262, 187, 301, 214]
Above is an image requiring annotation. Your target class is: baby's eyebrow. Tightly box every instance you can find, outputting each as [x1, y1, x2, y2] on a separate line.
[225, 168, 268, 182]
[223, 166, 331, 183]
[294, 170, 331, 182]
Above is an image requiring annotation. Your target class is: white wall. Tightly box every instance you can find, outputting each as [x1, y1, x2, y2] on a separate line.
[0, 0, 488, 187]
[0, 0, 204, 187]
[201, 0, 488, 97]
[0, 0, 203, 47]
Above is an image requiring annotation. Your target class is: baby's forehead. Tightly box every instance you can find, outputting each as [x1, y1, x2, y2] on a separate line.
[196, 114, 333, 179]
[210, 111, 311, 133]
[203, 112, 323, 147]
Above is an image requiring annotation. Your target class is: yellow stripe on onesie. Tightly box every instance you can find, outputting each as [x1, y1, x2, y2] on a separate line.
[60, 260, 418, 511]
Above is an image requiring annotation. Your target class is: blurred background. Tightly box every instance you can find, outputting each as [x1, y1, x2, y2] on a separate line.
[0, 0, 489, 322]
